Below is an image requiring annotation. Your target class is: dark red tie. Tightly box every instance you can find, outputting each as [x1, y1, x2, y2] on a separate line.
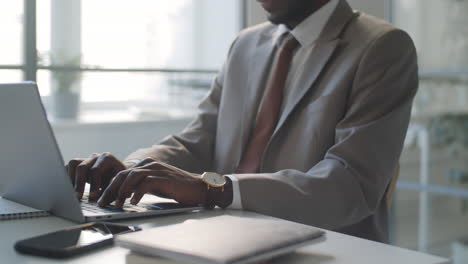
[237, 34, 300, 173]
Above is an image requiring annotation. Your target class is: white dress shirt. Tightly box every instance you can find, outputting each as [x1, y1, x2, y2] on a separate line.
[227, 0, 339, 210]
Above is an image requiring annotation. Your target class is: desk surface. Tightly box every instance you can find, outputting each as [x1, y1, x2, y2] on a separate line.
[0, 210, 448, 264]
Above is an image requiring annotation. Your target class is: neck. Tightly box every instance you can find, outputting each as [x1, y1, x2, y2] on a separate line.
[285, 0, 331, 29]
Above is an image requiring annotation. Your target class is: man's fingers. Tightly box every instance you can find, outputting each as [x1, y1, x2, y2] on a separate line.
[116, 169, 153, 204]
[135, 157, 156, 167]
[97, 169, 131, 207]
[129, 188, 146, 205]
[74, 155, 99, 199]
[88, 153, 118, 200]
[66, 159, 83, 185]
[130, 176, 167, 205]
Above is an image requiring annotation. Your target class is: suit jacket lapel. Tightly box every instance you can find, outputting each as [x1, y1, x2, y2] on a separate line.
[273, 39, 341, 136]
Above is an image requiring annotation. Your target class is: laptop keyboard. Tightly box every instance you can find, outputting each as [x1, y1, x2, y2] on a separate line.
[80, 194, 151, 214]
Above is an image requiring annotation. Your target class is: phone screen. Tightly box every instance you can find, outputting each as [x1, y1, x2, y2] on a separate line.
[15, 222, 141, 257]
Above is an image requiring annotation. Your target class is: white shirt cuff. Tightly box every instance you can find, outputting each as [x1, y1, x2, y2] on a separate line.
[225, 174, 242, 209]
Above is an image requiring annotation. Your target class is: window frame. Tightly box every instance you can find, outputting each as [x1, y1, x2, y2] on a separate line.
[0, 0, 246, 106]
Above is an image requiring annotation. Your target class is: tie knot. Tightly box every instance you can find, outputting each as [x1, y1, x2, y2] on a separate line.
[280, 33, 300, 52]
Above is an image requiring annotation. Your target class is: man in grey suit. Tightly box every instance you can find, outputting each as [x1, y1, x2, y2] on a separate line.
[68, 0, 418, 242]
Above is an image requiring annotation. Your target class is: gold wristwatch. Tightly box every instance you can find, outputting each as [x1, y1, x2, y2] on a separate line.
[200, 172, 227, 192]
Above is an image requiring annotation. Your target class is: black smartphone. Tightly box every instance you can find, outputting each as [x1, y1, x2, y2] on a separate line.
[14, 222, 141, 258]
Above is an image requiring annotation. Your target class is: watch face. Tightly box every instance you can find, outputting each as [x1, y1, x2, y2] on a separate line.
[202, 172, 226, 187]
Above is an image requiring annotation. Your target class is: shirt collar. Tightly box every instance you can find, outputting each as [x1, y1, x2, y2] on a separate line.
[272, 0, 339, 47]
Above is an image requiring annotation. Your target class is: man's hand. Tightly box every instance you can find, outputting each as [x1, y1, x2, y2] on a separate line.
[97, 161, 210, 208]
[66, 152, 140, 201]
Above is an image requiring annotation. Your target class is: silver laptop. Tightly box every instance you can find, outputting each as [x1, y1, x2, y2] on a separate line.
[0, 82, 202, 222]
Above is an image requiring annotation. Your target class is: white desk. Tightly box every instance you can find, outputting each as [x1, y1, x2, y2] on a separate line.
[0, 210, 449, 264]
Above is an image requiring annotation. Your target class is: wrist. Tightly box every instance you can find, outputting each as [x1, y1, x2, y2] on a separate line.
[206, 176, 233, 209]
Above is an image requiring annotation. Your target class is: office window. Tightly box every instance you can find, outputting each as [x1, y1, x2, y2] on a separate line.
[0, 70, 22, 83]
[390, 0, 468, 260]
[0, 2, 23, 65]
[37, 0, 240, 108]
[82, 1, 200, 69]
[1, 0, 242, 117]
[0, 2, 23, 82]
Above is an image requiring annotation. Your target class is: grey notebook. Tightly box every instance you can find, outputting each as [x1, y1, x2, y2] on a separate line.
[0, 197, 49, 220]
[116, 215, 325, 264]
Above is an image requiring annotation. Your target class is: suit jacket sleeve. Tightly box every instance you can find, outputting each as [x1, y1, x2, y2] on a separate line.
[233, 29, 418, 230]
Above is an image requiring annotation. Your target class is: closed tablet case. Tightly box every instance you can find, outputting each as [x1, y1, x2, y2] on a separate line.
[116, 215, 325, 264]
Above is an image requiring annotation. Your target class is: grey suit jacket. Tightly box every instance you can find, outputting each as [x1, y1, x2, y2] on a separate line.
[127, 0, 418, 242]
